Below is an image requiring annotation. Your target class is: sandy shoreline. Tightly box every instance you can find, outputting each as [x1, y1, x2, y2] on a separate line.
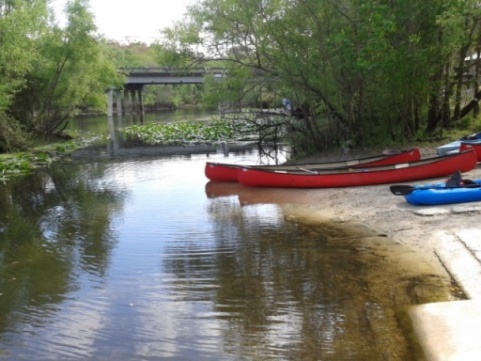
[284, 147, 481, 284]
[206, 145, 481, 296]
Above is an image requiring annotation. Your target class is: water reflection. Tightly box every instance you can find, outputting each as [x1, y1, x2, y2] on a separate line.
[0, 149, 452, 360]
[202, 193, 451, 360]
[205, 180, 320, 206]
[0, 161, 124, 343]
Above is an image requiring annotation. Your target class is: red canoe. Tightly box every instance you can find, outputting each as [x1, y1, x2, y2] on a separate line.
[460, 141, 481, 161]
[205, 148, 421, 182]
[237, 149, 477, 188]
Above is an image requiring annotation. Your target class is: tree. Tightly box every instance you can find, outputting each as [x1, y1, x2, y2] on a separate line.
[428, 0, 481, 131]
[9, 0, 121, 138]
[0, 0, 46, 151]
[162, 0, 481, 152]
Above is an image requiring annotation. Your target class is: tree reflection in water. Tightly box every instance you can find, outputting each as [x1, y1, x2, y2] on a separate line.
[0, 150, 452, 361]
[0, 161, 125, 334]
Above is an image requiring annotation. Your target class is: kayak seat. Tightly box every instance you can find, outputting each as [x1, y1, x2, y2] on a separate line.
[446, 171, 462, 186]
[445, 171, 476, 186]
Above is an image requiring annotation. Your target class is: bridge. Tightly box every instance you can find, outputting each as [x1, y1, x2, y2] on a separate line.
[122, 67, 226, 85]
[107, 67, 226, 116]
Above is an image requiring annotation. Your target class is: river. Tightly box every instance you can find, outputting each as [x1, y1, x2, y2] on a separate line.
[0, 110, 455, 360]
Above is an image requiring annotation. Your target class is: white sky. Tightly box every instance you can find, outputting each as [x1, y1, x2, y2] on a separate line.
[52, 0, 196, 43]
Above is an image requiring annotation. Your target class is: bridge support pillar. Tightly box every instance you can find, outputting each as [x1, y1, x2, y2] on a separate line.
[107, 88, 123, 117]
[116, 91, 122, 116]
[107, 88, 114, 117]
[106, 86, 144, 117]
[124, 84, 144, 115]
[129, 88, 136, 115]
[123, 90, 130, 115]
[137, 86, 144, 115]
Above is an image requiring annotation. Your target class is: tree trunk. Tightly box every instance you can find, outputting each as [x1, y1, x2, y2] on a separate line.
[426, 90, 440, 134]
[459, 89, 481, 119]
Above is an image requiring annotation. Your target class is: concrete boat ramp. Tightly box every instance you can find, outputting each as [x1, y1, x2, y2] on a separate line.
[408, 206, 481, 360]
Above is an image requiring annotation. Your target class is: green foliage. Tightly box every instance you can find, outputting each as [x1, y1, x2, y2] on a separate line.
[19, 0, 120, 134]
[0, 134, 95, 178]
[0, 154, 32, 176]
[142, 85, 176, 108]
[453, 114, 481, 134]
[0, 0, 122, 149]
[104, 41, 159, 68]
[155, 20, 202, 67]
[0, 111, 29, 152]
[158, 0, 481, 152]
[0, 152, 51, 179]
[0, 0, 46, 112]
[2, 0, 481, 155]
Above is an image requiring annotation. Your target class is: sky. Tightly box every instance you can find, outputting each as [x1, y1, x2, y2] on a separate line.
[52, 0, 196, 43]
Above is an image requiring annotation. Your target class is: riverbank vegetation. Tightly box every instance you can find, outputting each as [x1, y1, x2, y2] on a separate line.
[160, 0, 481, 154]
[0, 0, 122, 153]
[2, 0, 481, 158]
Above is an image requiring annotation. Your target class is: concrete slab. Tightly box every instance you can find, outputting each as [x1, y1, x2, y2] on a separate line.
[435, 231, 481, 299]
[451, 205, 481, 214]
[455, 229, 481, 253]
[412, 208, 450, 216]
[409, 300, 481, 361]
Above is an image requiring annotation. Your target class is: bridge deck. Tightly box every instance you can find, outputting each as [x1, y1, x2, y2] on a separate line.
[121, 67, 225, 85]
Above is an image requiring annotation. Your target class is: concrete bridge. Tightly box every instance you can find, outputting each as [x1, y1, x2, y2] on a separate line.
[107, 67, 226, 116]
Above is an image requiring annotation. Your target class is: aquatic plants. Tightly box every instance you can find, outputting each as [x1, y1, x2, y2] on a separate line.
[0, 154, 42, 179]
[0, 136, 96, 180]
[0, 150, 64, 180]
[123, 116, 284, 145]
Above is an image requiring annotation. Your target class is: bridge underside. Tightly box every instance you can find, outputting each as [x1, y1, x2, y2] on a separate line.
[107, 68, 226, 117]
[107, 85, 146, 117]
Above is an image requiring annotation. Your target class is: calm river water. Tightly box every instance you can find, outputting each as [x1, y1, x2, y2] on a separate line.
[0, 111, 455, 360]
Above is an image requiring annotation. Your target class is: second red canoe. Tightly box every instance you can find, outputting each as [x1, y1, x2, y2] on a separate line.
[237, 150, 477, 188]
[460, 141, 481, 162]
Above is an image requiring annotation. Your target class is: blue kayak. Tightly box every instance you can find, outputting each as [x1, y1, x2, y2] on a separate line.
[404, 180, 481, 205]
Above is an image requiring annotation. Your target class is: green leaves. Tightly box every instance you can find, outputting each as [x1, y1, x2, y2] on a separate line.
[0, 0, 121, 145]
[157, 0, 481, 148]
[0, 153, 45, 179]
[123, 117, 265, 145]
[0, 0, 46, 112]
